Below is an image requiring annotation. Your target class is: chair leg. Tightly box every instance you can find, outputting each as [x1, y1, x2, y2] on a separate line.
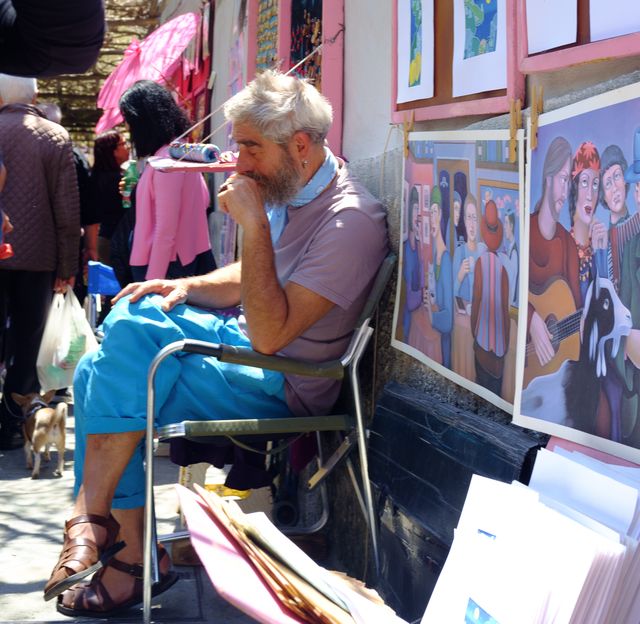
[350, 338, 380, 577]
[143, 342, 186, 624]
[143, 418, 158, 624]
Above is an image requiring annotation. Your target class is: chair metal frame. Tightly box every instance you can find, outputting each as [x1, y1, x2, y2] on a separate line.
[141, 253, 396, 623]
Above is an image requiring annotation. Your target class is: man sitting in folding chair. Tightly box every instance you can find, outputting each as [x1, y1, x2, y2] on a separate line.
[44, 70, 388, 618]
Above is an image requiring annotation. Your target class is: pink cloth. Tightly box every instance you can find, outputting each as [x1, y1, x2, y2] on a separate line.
[130, 145, 211, 280]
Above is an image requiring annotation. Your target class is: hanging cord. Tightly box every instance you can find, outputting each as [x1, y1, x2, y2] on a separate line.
[169, 24, 345, 164]
[172, 37, 329, 157]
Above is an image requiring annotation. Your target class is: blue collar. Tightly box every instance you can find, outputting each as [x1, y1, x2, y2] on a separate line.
[289, 147, 339, 207]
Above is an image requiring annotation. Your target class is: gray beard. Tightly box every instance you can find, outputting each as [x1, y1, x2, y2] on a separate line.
[247, 149, 303, 205]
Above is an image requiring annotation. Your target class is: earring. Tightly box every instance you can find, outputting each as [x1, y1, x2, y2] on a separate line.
[302, 159, 309, 169]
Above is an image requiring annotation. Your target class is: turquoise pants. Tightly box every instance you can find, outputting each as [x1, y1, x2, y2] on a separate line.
[73, 295, 291, 508]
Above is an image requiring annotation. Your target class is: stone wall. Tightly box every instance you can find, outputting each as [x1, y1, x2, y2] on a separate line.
[37, 0, 163, 149]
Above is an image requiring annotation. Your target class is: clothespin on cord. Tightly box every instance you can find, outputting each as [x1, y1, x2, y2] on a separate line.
[509, 98, 522, 163]
[403, 110, 415, 159]
[530, 85, 544, 151]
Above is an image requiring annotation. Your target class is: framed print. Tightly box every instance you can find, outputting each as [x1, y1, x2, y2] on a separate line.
[392, 129, 525, 412]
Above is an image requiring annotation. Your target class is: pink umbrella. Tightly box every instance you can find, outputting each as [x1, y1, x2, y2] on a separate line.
[95, 12, 200, 133]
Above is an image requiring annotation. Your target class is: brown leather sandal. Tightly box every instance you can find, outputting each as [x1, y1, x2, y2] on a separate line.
[44, 513, 125, 601]
[55, 548, 178, 617]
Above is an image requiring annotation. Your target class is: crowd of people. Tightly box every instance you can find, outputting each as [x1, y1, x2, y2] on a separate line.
[0, 74, 219, 452]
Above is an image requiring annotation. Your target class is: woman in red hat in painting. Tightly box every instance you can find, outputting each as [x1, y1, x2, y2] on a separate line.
[470, 199, 510, 396]
[568, 141, 608, 305]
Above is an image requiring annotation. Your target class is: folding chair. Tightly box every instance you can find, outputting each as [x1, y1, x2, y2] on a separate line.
[85, 261, 122, 332]
[141, 252, 396, 623]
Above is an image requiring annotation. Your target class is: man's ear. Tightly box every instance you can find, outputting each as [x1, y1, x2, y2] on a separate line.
[292, 131, 311, 160]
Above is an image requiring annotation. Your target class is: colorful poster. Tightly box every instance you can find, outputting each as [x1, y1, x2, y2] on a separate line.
[452, 0, 506, 97]
[396, 0, 435, 103]
[391, 130, 525, 412]
[515, 82, 640, 463]
[290, 0, 323, 88]
[463, 0, 498, 58]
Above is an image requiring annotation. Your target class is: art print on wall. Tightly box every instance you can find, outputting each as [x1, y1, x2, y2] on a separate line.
[396, 0, 435, 104]
[392, 130, 525, 412]
[452, 0, 506, 97]
[463, 0, 498, 58]
[515, 82, 640, 463]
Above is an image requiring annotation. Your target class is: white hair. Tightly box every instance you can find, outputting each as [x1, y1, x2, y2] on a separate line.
[224, 70, 332, 145]
[0, 74, 37, 105]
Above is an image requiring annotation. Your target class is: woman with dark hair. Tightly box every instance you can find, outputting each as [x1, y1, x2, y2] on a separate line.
[118, 80, 215, 281]
[92, 130, 129, 264]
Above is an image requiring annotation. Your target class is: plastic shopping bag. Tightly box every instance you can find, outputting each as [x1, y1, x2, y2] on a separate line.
[36, 286, 99, 391]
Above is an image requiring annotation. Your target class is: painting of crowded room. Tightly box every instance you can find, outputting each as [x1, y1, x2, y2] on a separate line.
[392, 130, 525, 412]
[515, 82, 640, 463]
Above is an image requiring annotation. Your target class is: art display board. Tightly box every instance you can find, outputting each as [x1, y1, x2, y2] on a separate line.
[396, 0, 435, 104]
[452, 0, 507, 97]
[514, 81, 640, 464]
[391, 0, 523, 122]
[517, 0, 640, 74]
[392, 130, 525, 413]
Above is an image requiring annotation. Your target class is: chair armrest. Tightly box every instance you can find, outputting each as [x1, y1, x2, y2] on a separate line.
[158, 414, 351, 440]
[181, 339, 344, 379]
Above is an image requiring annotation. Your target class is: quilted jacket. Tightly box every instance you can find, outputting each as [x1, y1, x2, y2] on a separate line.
[0, 103, 79, 277]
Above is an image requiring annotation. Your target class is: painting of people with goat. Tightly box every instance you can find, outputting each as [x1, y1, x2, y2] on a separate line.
[515, 82, 640, 463]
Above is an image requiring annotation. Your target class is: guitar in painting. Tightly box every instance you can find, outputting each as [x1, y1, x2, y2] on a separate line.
[524, 279, 581, 387]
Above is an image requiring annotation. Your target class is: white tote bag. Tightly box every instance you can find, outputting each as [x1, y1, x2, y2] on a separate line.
[36, 286, 99, 391]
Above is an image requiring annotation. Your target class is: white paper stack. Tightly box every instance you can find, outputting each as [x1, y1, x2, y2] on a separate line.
[421, 447, 640, 624]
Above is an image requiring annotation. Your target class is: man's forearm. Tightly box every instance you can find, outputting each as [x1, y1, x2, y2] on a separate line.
[240, 222, 289, 353]
[183, 261, 243, 309]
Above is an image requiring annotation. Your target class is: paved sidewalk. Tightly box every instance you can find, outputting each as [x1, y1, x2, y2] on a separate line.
[0, 406, 258, 623]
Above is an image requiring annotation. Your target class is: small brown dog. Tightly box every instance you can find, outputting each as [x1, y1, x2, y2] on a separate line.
[11, 390, 66, 479]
